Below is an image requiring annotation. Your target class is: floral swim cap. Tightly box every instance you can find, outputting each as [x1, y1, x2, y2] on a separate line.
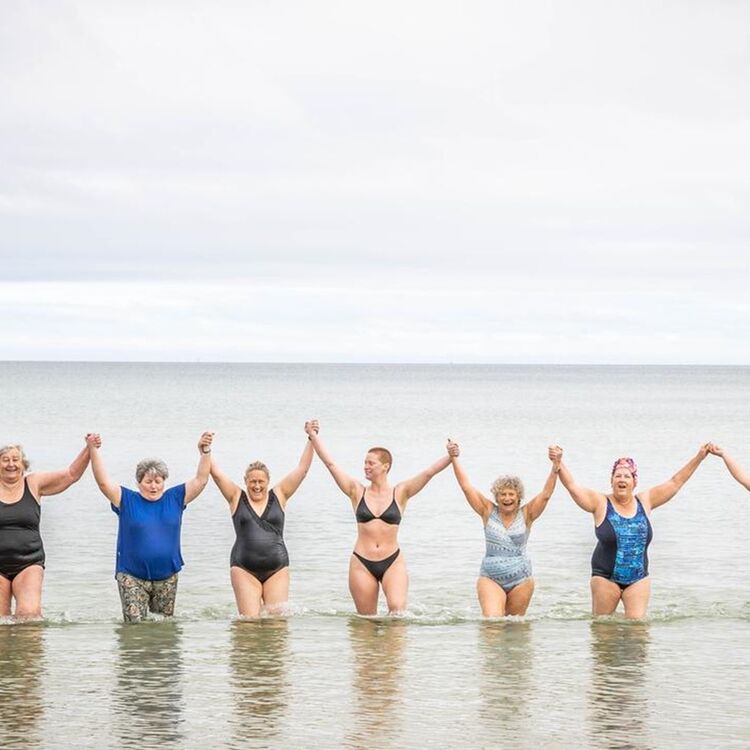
[611, 457, 638, 480]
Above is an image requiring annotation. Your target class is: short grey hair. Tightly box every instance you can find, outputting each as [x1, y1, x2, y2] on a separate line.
[490, 475, 525, 502]
[135, 459, 169, 483]
[244, 461, 270, 481]
[0, 444, 30, 471]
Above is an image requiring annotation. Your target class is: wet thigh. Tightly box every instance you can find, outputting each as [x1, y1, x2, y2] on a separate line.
[0, 575, 12, 617]
[590, 576, 623, 616]
[477, 576, 508, 617]
[349, 556, 380, 616]
[231, 566, 264, 618]
[621, 577, 651, 619]
[381, 553, 409, 614]
[505, 578, 535, 616]
[12, 565, 44, 619]
[117, 573, 150, 623]
[261, 567, 290, 614]
[150, 574, 179, 617]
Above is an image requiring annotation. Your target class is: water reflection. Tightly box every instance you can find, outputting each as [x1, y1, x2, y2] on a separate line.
[229, 618, 289, 743]
[589, 621, 652, 750]
[0, 623, 45, 750]
[345, 617, 406, 749]
[478, 621, 533, 741]
[114, 622, 184, 748]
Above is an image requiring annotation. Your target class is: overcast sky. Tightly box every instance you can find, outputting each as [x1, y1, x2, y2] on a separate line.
[1, 1, 748, 363]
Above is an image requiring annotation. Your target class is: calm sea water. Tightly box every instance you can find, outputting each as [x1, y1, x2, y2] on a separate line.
[2, 362, 749, 749]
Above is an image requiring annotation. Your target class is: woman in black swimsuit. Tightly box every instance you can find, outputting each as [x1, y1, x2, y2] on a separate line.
[209, 423, 316, 617]
[306, 421, 451, 615]
[0, 439, 91, 619]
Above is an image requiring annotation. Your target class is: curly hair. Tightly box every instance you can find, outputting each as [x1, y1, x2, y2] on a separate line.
[490, 475, 525, 502]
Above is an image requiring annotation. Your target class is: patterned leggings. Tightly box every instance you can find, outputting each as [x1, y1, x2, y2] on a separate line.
[116, 572, 179, 622]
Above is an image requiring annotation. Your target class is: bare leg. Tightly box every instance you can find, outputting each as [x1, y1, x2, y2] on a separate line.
[505, 578, 535, 616]
[261, 568, 290, 615]
[621, 578, 650, 619]
[12, 565, 44, 620]
[381, 554, 409, 614]
[477, 577, 507, 617]
[231, 566, 263, 618]
[591, 576, 624, 616]
[0, 575, 11, 617]
[349, 556, 380, 615]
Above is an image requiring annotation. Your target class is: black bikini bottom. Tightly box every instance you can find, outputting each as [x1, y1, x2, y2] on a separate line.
[352, 549, 400, 583]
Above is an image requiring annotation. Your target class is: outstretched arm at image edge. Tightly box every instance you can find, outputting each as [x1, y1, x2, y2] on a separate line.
[644, 445, 710, 510]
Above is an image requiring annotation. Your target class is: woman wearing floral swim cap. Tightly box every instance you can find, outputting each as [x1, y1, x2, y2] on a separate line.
[557, 446, 710, 618]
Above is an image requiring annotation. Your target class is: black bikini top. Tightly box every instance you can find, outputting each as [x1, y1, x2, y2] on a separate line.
[355, 489, 402, 526]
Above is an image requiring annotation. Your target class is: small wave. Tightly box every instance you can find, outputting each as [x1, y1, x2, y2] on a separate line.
[3, 600, 750, 627]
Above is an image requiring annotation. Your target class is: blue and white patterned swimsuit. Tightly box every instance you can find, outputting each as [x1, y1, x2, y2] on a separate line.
[479, 508, 532, 593]
[591, 497, 653, 587]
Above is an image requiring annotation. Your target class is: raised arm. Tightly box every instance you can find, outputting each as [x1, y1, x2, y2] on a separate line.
[523, 445, 562, 524]
[447, 441, 493, 520]
[209, 453, 242, 505]
[305, 421, 362, 502]
[26, 439, 91, 499]
[397, 451, 451, 501]
[184, 432, 213, 504]
[86, 433, 122, 507]
[557, 458, 604, 514]
[642, 444, 710, 510]
[709, 444, 750, 492]
[275, 423, 316, 506]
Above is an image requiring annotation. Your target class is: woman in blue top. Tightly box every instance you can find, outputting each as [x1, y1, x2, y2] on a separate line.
[447, 441, 562, 616]
[558, 446, 710, 619]
[88, 431, 213, 622]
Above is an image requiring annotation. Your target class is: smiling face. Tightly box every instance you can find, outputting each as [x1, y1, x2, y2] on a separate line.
[138, 471, 166, 501]
[494, 485, 520, 514]
[244, 469, 270, 503]
[363, 452, 390, 482]
[610, 467, 637, 498]
[0, 448, 25, 483]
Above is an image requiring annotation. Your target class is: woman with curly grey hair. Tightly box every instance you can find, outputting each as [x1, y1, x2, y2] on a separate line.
[446, 441, 562, 616]
[0, 439, 91, 619]
[87, 431, 213, 622]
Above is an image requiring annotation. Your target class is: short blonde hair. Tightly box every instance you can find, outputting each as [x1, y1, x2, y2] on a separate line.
[490, 475, 525, 502]
[244, 461, 270, 481]
[367, 447, 392, 473]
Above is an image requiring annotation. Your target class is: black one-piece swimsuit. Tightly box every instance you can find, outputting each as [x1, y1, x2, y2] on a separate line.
[230, 490, 289, 584]
[0, 479, 45, 581]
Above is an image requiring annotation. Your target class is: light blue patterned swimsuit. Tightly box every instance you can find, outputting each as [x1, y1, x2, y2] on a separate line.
[479, 508, 532, 593]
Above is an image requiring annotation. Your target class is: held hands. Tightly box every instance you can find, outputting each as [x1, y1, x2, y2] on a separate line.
[698, 442, 713, 459]
[305, 419, 320, 437]
[198, 432, 214, 454]
[446, 439, 460, 458]
[86, 433, 102, 449]
[549, 444, 562, 471]
[706, 442, 724, 457]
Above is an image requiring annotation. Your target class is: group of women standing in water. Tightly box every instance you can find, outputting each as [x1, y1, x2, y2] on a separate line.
[1, 423, 748, 622]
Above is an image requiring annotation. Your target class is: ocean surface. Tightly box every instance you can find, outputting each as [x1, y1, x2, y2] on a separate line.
[2, 362, 749, 749]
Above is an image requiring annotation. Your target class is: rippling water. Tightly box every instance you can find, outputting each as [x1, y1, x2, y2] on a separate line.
[2, 363, 749, 748]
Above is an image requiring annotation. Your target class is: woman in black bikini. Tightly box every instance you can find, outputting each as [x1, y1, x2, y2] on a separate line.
[306, 421, 451, 615]
[0, 439, 91, 619]
[209, 423, 316, 617]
